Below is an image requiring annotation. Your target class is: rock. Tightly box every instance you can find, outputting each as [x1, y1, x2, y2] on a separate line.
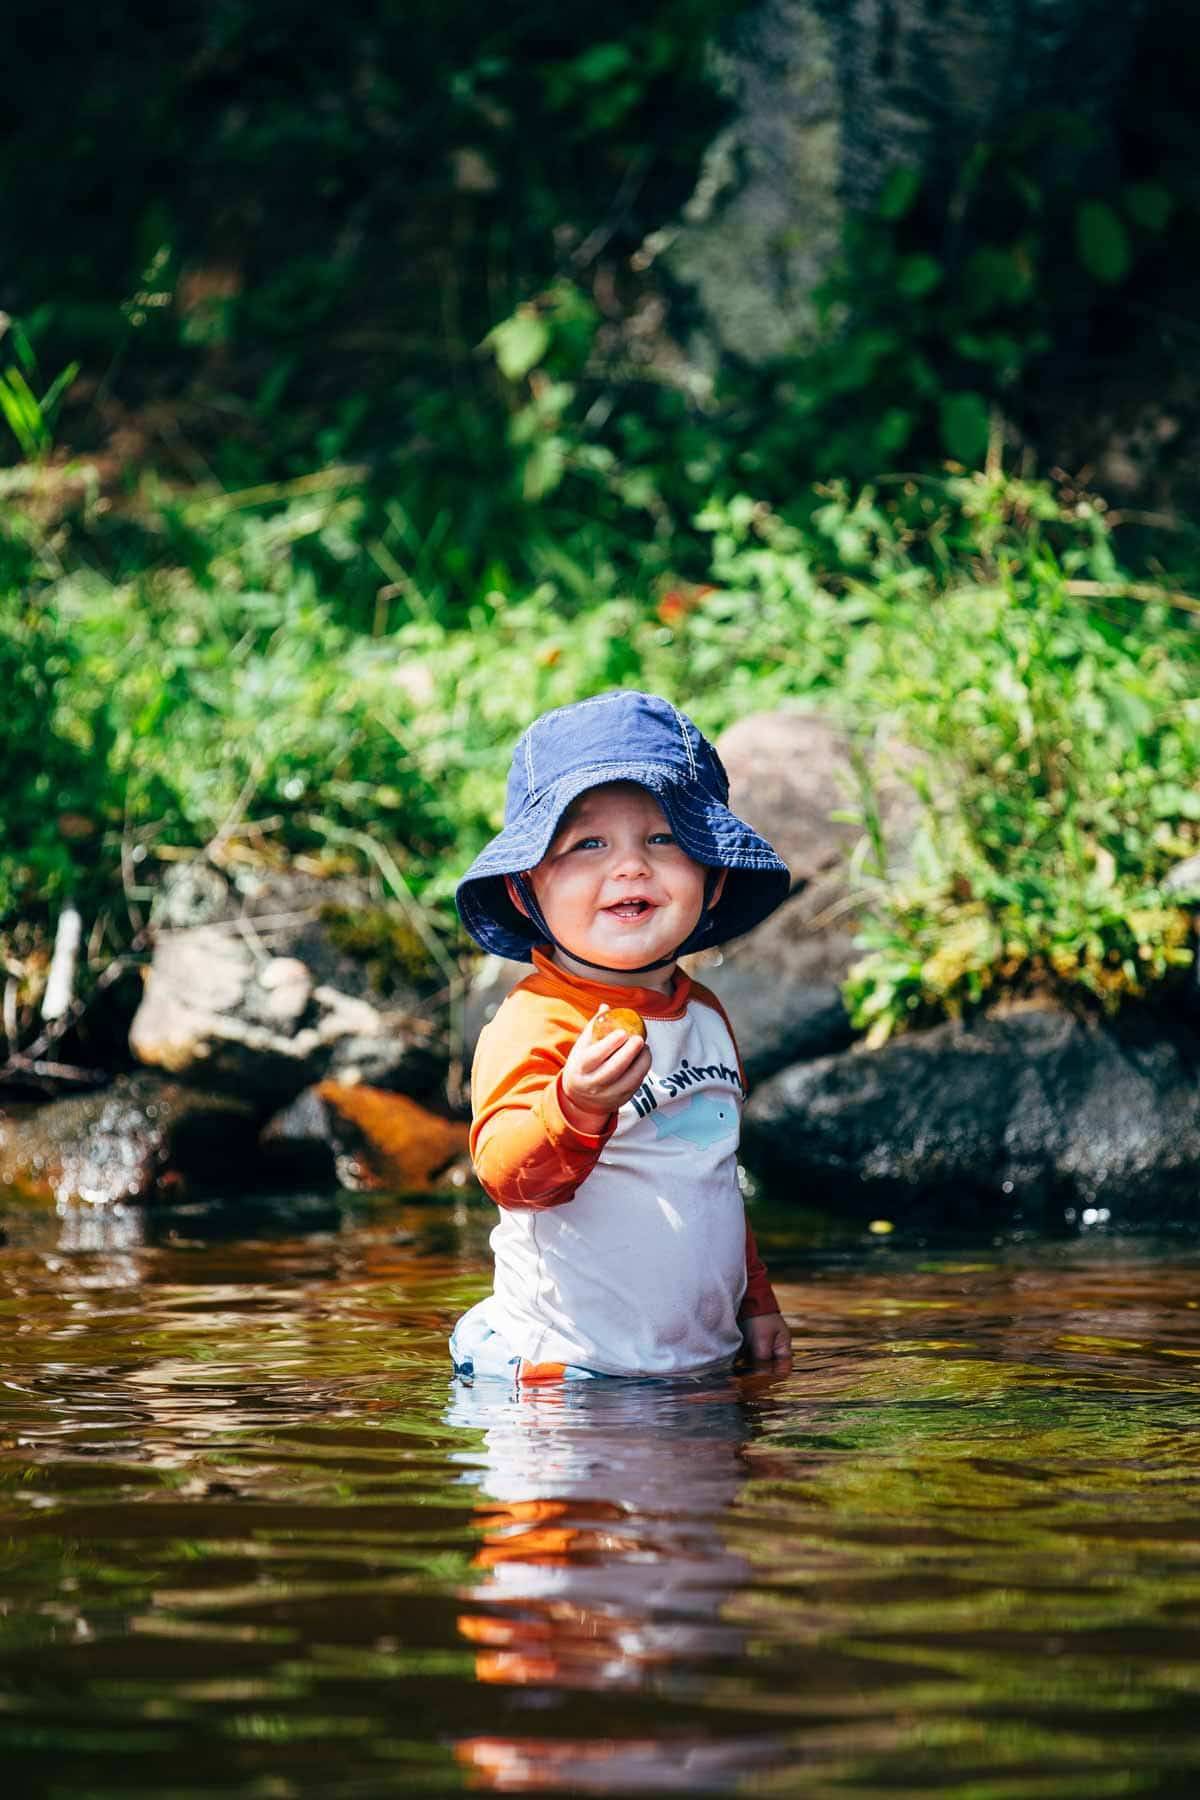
[151, 861, 233, 930]
[258, 1086, 339, 1187]
[660, 0, 1146, 370]
[692, 711, 920, 1082]
[741, 1005, 1200, 1221]
[662, 0, 842, 367]
[313, 1084, 471, 1193]
[130, 922, 442, 1103]
[464, 954, 530, 1068]
[1163, 854, 1200, 898]
[0, 1072, 261, 1207]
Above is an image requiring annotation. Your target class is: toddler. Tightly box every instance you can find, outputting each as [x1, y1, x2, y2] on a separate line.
[452, 690, 792, 1382]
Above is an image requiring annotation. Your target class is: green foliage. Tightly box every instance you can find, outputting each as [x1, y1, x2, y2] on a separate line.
[699, 473, 1200, 1040]
[2, 6, 1200, 1046]
[5, 460, 1196, 1053]
[0, 321, 79, 463]
[0, 491, 113, 924]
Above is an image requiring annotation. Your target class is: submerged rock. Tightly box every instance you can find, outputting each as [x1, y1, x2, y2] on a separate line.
[311, 1084, 470, 1193]
[742, 1005, 1200, 1221]
[0, 1073, 261, 1207]
[261, 1081, 472, 1195]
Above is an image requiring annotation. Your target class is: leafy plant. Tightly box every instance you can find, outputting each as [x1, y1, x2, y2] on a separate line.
[0, 319, 79, 463]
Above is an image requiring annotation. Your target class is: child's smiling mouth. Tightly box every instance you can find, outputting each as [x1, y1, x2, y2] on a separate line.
[603, 899, 656, 922]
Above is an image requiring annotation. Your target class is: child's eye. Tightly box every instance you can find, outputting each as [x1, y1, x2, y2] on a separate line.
[649, 832, 676, 846]
[569, 835, 603, 851]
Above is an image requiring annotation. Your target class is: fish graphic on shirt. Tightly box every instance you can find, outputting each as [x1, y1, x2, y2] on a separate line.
[651, 1091, 738, 1149]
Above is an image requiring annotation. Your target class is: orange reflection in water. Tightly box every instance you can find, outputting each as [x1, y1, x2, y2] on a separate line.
[448, 1371, 787, 1792]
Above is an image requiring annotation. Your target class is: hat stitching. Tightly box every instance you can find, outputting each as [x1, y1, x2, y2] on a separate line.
[668, 700, 698, 782]
[525, 691, 631, 798]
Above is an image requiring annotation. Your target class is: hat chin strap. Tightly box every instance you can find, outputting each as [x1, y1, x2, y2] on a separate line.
[510, 873, 719, 978]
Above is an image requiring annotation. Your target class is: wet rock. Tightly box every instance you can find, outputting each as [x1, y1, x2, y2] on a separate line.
[314, 1083, 470, 1193]
[694, 712, 920, 1083]
[0, 1073, 261, 1206]
[741, 1005, 1200, 1221]
[258, 1086, 339, 1187]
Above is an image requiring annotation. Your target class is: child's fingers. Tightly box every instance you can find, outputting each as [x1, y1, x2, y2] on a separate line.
[582, 1036, 647, 1072]
[579, 1016, 628, 1058]
[595, 1043, 653, 1103]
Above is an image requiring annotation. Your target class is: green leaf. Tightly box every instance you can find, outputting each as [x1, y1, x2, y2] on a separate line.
[1076, 201, 1131, 285]
[875, 407, 915, 455]
[964, 246, 1034, 309]
[39, 360, 80, 421]
[877, 164, 921, 221]
[1122, 182, 1173, 233]
[939, 391, 991, 465]
[895, 254, 942, 298]
[570, 43, 632, 83]
[485, 311, 550, 382]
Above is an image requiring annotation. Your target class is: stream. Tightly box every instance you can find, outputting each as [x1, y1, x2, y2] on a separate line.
[3, 1188, 1200, 1798]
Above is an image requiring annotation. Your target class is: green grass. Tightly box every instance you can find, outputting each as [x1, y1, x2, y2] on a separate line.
[2, 457, 1198, 1047]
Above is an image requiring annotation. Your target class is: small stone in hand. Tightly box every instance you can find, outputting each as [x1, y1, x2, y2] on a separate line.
[601, 1007, 646, 1040]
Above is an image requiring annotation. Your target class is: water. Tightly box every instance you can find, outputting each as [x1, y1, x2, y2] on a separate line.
[4, 1190, 1200, 1799]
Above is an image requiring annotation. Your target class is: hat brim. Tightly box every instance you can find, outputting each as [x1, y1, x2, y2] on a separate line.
[456, 768, 790, 962]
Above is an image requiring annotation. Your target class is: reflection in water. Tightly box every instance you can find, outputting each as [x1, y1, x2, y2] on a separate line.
[5, 1197, 1200, 1796]
[448, 1374, 781, 1790]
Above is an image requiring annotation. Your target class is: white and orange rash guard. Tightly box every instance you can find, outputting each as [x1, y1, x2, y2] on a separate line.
[469, 949, 780, 1377]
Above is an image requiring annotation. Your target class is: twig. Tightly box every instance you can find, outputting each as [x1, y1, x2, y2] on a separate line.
[198, 466, 369, 514]
[0, 929, 151, 1086]
[2, 976, 17, 1051]
[802, 889, 875, 934]
[1105, 509, 1190, 533]
[1064, 578, 1200, 619]
[571, 151, 652, 271]
[120, 793, 146, 935]
[206, 759, 266, 864]
[42, 903, 82, 1021]
[9, 1060, 108, 1087]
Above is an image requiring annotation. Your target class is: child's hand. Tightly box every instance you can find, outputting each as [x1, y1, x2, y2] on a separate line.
[559, 1005, 653, 1132]
[741, 1311, 792, 1366]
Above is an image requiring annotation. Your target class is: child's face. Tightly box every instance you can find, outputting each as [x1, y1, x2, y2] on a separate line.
[516, 783, 722, 989]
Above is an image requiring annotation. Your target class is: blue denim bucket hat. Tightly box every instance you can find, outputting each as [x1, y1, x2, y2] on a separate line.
[455, 690, 790, 963]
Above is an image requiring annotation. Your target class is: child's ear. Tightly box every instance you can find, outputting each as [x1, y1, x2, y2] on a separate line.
[706, 869, 727, 910]
[505, 874, 531, 919]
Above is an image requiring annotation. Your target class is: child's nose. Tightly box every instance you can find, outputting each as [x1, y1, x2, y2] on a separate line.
[611, 842, 650, 875]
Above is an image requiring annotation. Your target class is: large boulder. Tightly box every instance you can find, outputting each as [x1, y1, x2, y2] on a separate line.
[741, 1004, 1200, 1221]
[693, 711, 920, 1082]
[0, 1073, 261, 1207]
[659, 0, 1147, 369]
[130, 864, 444, 1103]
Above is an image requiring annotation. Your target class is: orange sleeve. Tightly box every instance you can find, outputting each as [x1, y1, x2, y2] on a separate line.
[470, 985, 616, 1210]
[740, 1217, 780, 1319]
